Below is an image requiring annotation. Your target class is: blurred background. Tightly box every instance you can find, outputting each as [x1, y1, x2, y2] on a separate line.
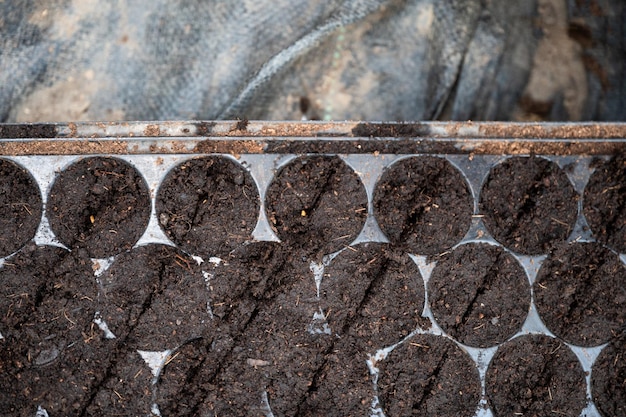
[1, 0, 624, 123]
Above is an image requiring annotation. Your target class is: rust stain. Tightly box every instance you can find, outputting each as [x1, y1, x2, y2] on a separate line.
[144, 124, 161, 137]
[0, 140, 128, 155]
[194, 140, 264, 154]
[68, 122, 78, 138]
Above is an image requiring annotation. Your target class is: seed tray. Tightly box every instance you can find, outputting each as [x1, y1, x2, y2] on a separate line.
[0, 121, 625, 417]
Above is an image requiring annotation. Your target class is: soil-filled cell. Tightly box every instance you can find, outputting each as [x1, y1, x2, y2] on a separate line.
[265, 155, 367, 256]
[85, 348, 154, 416]
[428, 243, 530, 348]
[592, 333, 626, 417]
[156, 156, 259, 258]
[297, 338, 374, 417]
[480, 156, 578, 255]
[150, 243, 315, 416]
[0, 243, 102, 416]
[156, 339, 215, 416]
[0, 158, 42, 257]
[47, 156, 151, 258]
[374, 156, 473, 255]
[584, 154, 626, 253]
[378, 334, 481, 417]
[99, 244, 210, 350]
[486, 335, 587, 417]
[320, 242, 429, 347]
[534, 242, 626, 346]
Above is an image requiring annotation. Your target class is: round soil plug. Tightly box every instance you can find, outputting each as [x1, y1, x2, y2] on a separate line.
[85, 348, 154, 416]
[0, 158, 42, 257]
[156, 156, 259, 258]
[534, 242, 626, 346]
[378, 333, 481, 417]
[47, 156, 151, 258]
[583, 154, 626, 253]
[429, 242, 530, 348]
[374, 156, 472, 255]
[320, 242, 429, 347]
[486, 334, 586, 417]
[0, 243, 102, 416]
[99, 244, 210, 350]
[297, 337, 375, 417]
[480, 156, 578, 255]
[266, 155, 367, 256]
[592, 332, 626, 417]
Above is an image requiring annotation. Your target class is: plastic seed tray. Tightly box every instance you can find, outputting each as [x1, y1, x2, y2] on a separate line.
[0, 121, 625, 417]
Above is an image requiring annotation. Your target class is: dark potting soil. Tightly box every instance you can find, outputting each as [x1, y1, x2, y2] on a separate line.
[265, 155, 368, 256]
[377, 333, 481, 417]
[486, 334, 587, 417]
[0, 158, 42, 257]
[85, 348, 154, 416]
[47, 157, 151, 258]
[98, 244, 210, 350]
[428, 242, 530, 348]
[299, 242, 431, 416]
[592, 332, 626, 417]
[1, 151, 622, 417]
[479, 156, 578, 255]
[583, 154, 626, 253]
[156, 156, 259, 258]
[533, 242, 626, 346]
[0, 243, 103, 416]
[373, 156, 473, 256]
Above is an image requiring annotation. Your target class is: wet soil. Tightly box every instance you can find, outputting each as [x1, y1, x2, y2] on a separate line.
[373, 156, 473, 255]
[428, 243, 530, 348]
[0, 243, 102, 416]
[0, 158, 42, 257]
[533, 242, 626, 346]
[479, 156, 578, 255]
[486, 334, 587, 417]
[47, 157, 151, 258]
[156, 156, 260, 258]
[592, 332, 626, 417]
[1, 150, 623, 416]
[583, 153, 626, 253]
[265, 155, 368, 256]
[377, 333, 481, 417]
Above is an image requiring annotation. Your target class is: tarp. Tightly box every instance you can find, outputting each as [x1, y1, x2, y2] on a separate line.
[1, 0, 624, 122]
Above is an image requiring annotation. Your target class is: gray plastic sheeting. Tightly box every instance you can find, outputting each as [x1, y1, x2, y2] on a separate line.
[1, 0, 624, 123]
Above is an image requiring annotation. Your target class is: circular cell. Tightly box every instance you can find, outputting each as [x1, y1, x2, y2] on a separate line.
[298, 337, 374, 417]
[47, 156, 150, 258]
[534, 242, 626, 346]
[265, 155, 367, 256]
[486, 335, 586, 417]
[592, 333, 626, 417]
[374, 156, 473, 255]
[0, 243, 101, 415]
[156, 156, 259, 258]
[86, 348, 154, 416]
[99, 244, 210, 350]
[321, 242, 429, 347]
[378, 334, 481, 417]
[584, 154, 626, 253]
[479, 156, 578, 255]
[428, 243, 530, 348]
[0, 158, 42, 257]
[156, 338, 215, 416]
